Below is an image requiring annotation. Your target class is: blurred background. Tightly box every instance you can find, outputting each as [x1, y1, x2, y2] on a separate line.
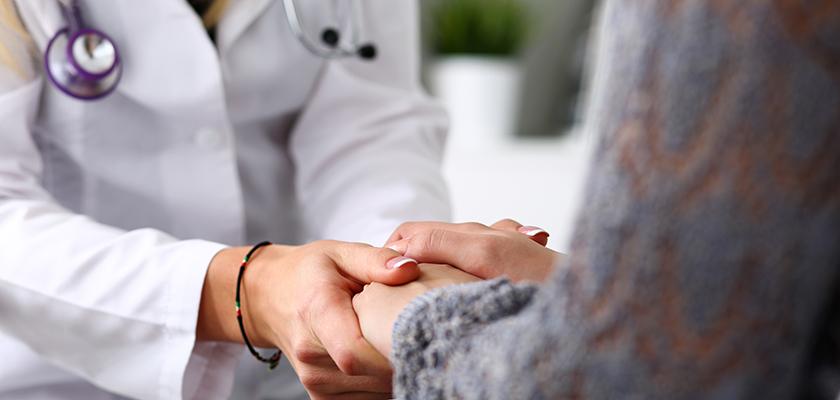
[420, 0, 600, 252]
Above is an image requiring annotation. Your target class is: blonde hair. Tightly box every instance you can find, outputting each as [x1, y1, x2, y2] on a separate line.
[0, 0, 34, 78]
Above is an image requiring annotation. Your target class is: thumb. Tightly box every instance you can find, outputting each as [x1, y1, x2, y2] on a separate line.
[324, 242, 420, 285]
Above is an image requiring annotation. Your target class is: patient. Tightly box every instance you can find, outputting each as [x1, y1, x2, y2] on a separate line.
[353, 0, 840, 398]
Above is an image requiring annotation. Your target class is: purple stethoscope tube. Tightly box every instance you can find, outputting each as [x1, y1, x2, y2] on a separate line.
[45, 0, 377, 101]
[45, 0, 121, 100]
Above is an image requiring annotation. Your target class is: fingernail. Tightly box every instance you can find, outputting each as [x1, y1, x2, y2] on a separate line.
[386, 256, 417, 270]
[518, 226, 549, 237]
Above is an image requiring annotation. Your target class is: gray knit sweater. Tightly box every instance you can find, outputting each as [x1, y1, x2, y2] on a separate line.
[390, 1, 840, 399]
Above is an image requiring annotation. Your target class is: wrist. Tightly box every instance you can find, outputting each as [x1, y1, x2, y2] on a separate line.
[240, 244, 288, 348]
[537, 249, 563, 281]
[197, 245, 281, 348]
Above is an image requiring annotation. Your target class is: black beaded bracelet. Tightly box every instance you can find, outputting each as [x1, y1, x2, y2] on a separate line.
[235, 241, 282, 369]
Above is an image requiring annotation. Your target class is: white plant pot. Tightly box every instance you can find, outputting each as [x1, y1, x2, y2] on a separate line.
[428, 56, 522, 150]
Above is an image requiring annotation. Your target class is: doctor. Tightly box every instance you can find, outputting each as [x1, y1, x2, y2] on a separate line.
[0, 0, 449, 399]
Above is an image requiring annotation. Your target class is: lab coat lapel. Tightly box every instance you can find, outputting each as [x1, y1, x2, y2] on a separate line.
[104, 0, 226, 113]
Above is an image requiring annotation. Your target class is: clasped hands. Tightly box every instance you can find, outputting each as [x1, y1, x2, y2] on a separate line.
[201, 219, 561, 399]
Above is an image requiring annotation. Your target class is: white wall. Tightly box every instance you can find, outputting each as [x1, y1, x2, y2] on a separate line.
[442, 133, 594, 253]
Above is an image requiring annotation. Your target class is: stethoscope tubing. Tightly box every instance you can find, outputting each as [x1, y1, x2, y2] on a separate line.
[281, 0, 370, 59]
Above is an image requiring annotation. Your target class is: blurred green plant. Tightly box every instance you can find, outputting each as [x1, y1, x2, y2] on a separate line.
[430, 0, 530, 56]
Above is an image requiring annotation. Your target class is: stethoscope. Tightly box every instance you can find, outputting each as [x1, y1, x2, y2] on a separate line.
[46, 0, 378, 100]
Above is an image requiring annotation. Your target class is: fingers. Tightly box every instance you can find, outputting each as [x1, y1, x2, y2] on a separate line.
[310, 391, 392, 400]
[310, 289, 393, 377]
[517, 226, 550, 246]
[386, 221, 489, 244]
[328, 392, 393, 400]
[389, 229, 483, 273]
[299, 362, 392, 396]
[389, 220, 550, 249]
[322, 241, 420, 286]
[490, 218, 524, 232]
[301, 366, 393, 399]
[491, 219, 549, 246]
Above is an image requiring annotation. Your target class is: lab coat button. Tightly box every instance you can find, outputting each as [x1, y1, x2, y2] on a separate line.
[194, 128, 225, 149]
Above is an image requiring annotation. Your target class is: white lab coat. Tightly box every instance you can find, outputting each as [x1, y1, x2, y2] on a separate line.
[0, 0, 450, 399]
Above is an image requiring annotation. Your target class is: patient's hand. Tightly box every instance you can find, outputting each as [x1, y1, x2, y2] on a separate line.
[386, 220, 563, 282]
[352, 264, 480, 358]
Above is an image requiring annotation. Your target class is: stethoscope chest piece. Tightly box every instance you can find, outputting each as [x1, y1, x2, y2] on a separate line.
[46, 27, 121, 100]
[46, 0, 121, 100]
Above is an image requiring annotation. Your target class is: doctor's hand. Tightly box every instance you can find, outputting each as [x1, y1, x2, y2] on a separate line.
[198, 241, 420, 399]
[386, 219, 563, 282]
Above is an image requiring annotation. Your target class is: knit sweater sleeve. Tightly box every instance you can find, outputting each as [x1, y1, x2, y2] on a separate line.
[390, 0, 840, 399]
[391, 279, 538, 399]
